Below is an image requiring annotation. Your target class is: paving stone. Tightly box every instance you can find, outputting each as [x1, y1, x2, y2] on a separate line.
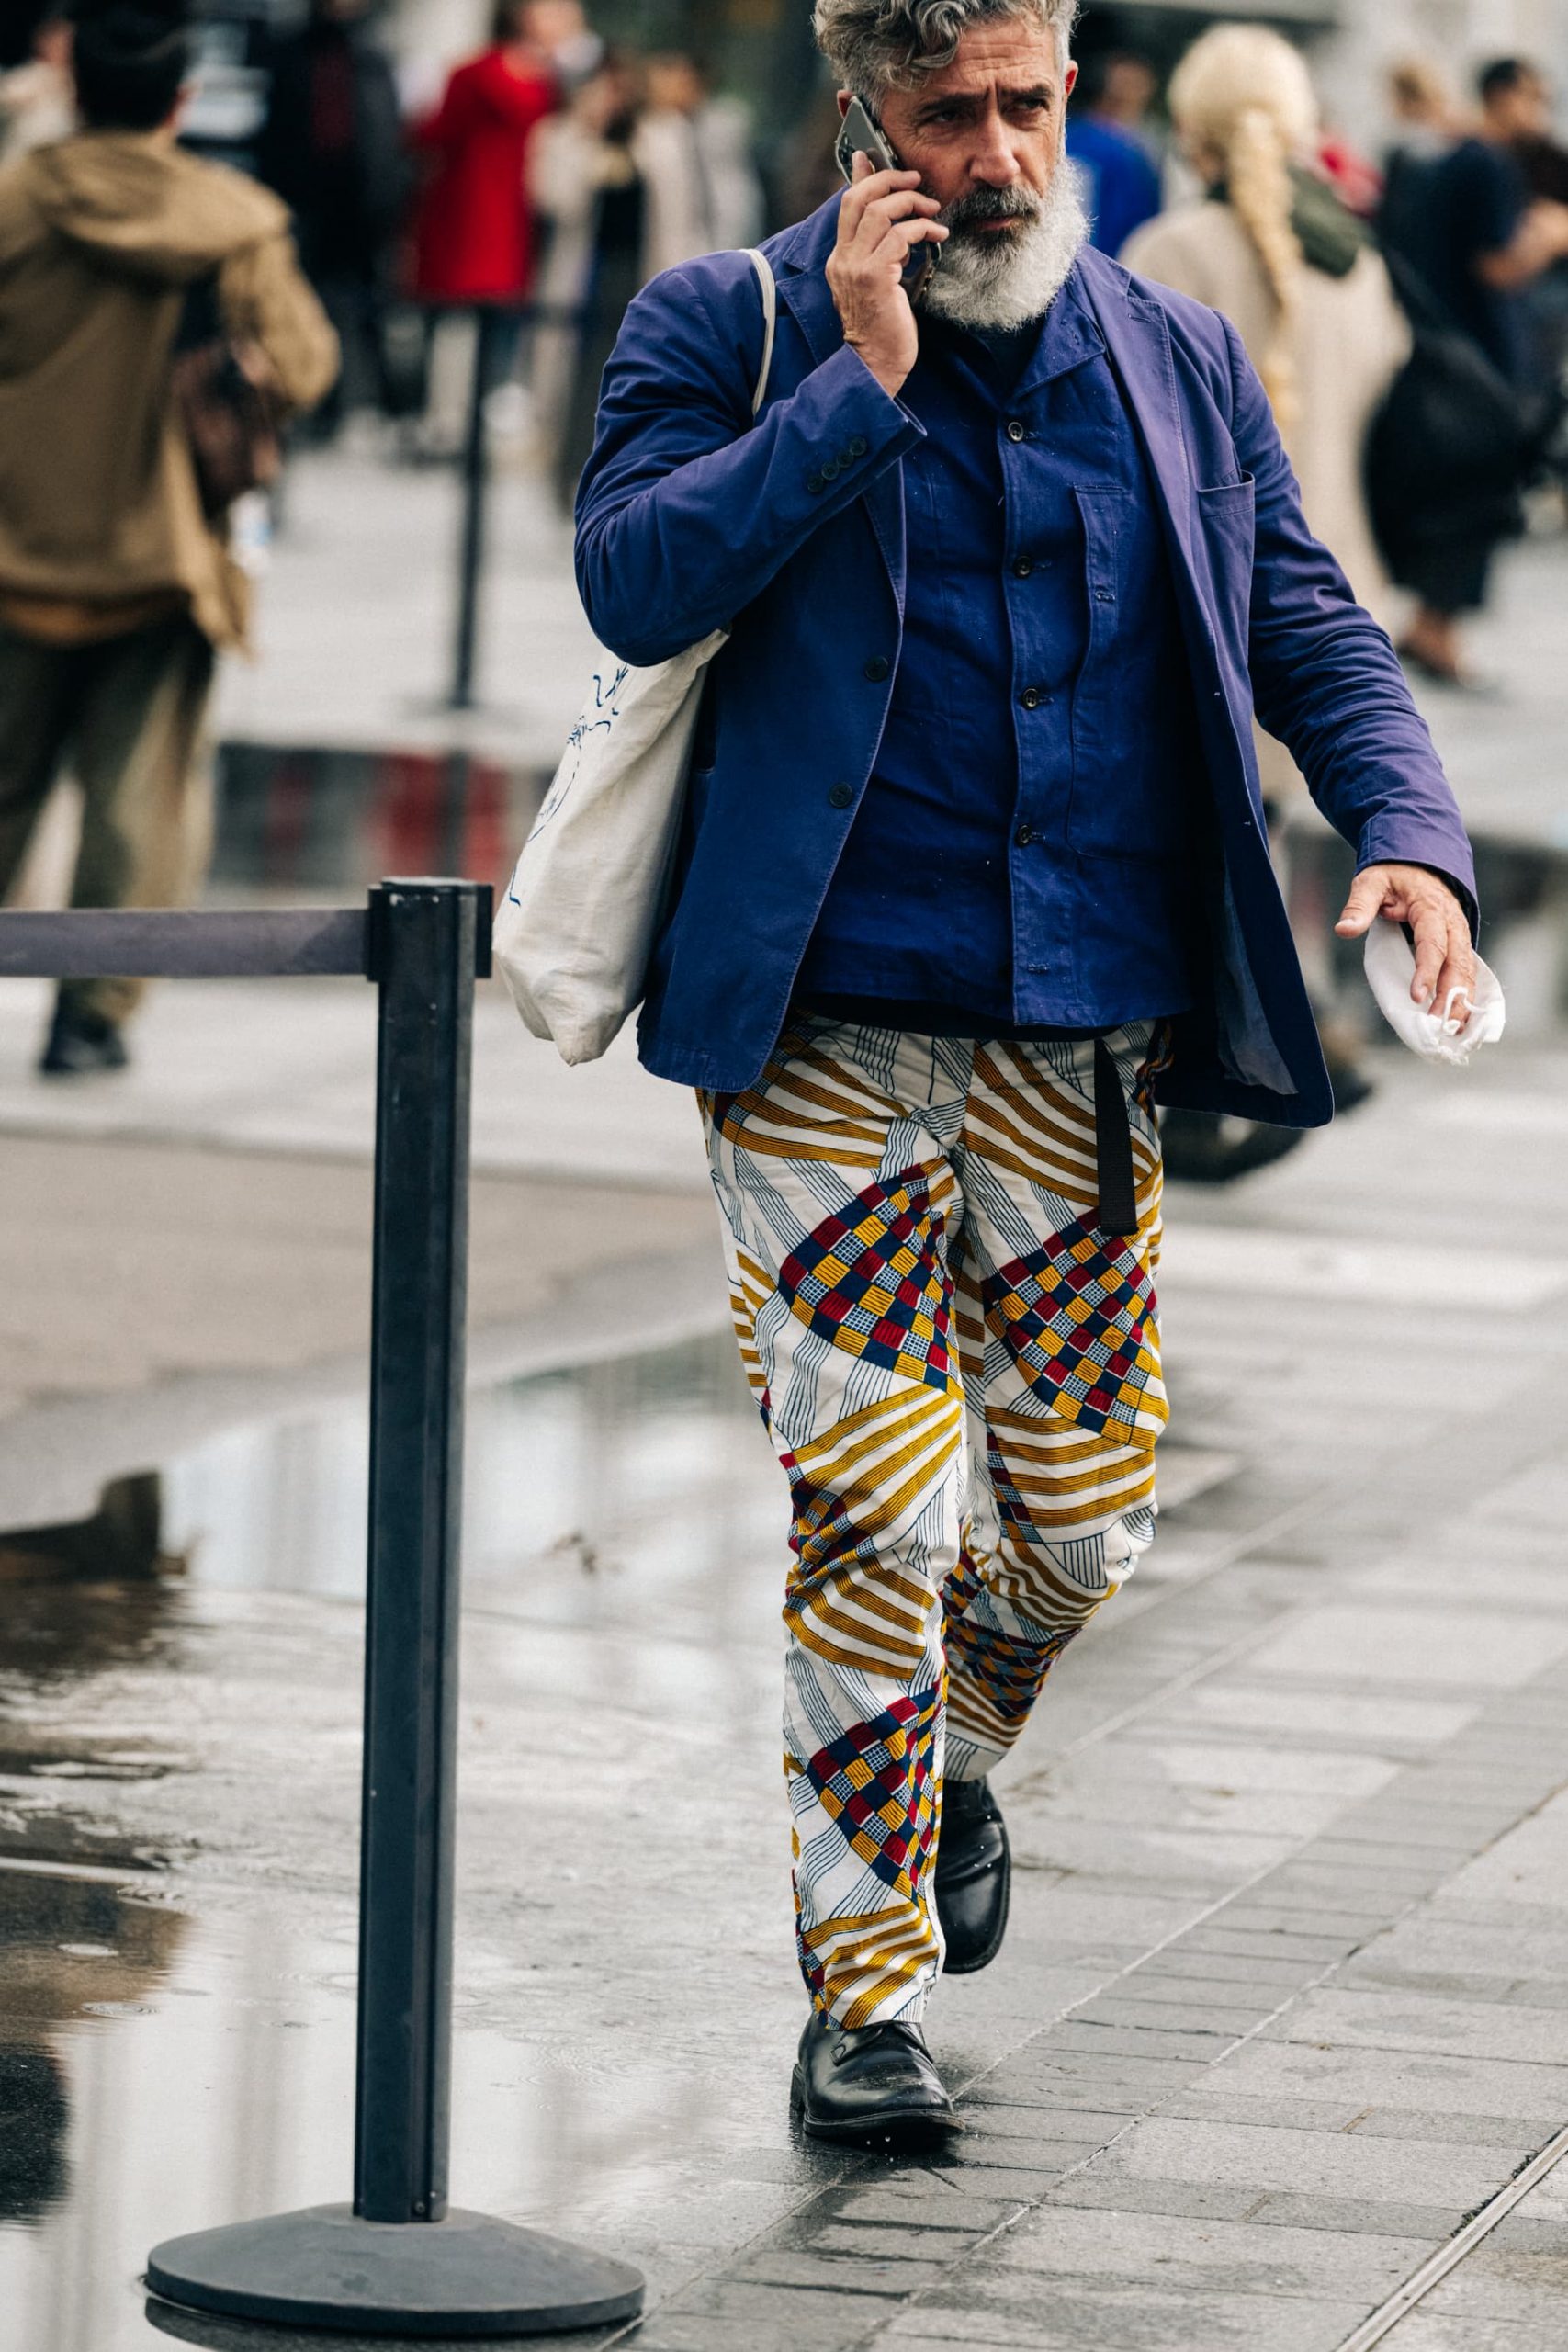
[1419, 2244, 1568, 2324]
[1179, 1926, 1359, 1962]
[931, 2161, 1102, 2202]
[947, 2133, 1102, 2173]
[807, 2222, 988, 2262]
[1071, 1996, 1269, 2036]
[728, 2247, 938, 2295]
[1134, 1949, 1322, 1988]
[959, 2099, 1137, 2142]
[1272, 1986, 1568, 2066]
[1049, 2021, 1234, 2063]
[990, 2202, 1432, 2300]
[1045, 2173, 1265, 2222]
[1247, 2191, 1463, 2237]
[1075, 2114, 1511, 2209]
[650, 2279, 909, 2347]
[1489, 2214, 1568, 2253]
[871, 2281, 1373, 2350]
[1213, 2036, 1568, 2120]
[1217, 1903, 1392, 1936]
[1369, 2317, 1563, 2352]
[831, 2188, 1022, 2232]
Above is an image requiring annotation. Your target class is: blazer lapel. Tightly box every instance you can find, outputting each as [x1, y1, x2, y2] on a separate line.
[777, 254, 908, 613]
[1077, 254, 1201, 592]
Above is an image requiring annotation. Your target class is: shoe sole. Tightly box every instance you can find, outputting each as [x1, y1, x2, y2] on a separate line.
[790, 2064, 963, 2146]
[938, 1851, 1011, 1976]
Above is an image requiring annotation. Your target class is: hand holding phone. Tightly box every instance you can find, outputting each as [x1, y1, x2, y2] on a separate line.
[827, 100, 947, 397]
[834, 97, 941, 298]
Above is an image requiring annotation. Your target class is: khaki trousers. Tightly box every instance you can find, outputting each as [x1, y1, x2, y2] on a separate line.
[0, 615, 216, 1025]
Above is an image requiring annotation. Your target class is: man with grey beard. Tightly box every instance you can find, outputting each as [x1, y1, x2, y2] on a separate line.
[573, 0, 1477, 2143]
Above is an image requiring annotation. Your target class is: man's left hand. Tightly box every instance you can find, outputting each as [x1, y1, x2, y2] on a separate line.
[1335, 863, 1476, 1028]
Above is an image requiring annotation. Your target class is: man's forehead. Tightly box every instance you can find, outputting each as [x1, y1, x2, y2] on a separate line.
[914, 23, 1064, 97]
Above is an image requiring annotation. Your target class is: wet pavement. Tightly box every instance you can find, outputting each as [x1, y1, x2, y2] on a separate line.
[1, 1032, 1567, 2348]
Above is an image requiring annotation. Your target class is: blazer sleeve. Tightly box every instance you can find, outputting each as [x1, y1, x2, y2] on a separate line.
[1224, 315, 1479, 929]
[574, 257, 922, 666]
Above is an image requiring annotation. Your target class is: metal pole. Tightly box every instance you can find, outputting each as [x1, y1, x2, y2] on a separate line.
[449, 309, 494, 712]
[354, 878, 476, 2223]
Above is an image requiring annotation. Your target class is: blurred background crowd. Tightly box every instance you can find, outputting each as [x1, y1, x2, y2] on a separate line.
[6, 0, 1567, 624]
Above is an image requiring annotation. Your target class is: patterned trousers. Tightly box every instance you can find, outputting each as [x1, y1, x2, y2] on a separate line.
[701, 1016, 1168, 2029]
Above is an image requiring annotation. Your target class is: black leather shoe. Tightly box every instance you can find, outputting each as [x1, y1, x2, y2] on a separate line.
[791, 2011, 962, 2147]
[935, 1776, 1010, 1974]
[39, 1007, 129, 1078]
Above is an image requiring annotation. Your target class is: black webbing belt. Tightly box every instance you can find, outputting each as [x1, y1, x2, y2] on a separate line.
[1093, 1035, 1139, 1239]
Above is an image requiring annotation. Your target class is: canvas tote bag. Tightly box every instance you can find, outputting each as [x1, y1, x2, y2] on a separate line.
[493, 249, 777, 1064]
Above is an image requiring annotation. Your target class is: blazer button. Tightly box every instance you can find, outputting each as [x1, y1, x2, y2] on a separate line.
[1005, 419, 1026, 442]
[863, 657, 890, 683]
[821, 457, 840, 481]
[807, 470, 824, 493]
[848, 435, 868, 458]
[829, 781, 854, 808]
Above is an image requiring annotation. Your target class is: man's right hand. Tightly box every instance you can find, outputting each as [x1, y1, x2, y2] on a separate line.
[825, 153, 947, 401]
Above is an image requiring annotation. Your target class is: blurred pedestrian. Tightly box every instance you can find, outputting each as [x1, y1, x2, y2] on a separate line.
[0, 6, 73, 162]
[1376, 55, 1568, 683]
[1126, 28, 1406, 628]
[637, 51, 762, 274]
[410, 2, 558, 321]
[0, 0, 336, 1076]
[254, 0, 411, 438]
[1125, 25, 1410, 1145]
[1066, 49, 1161, 255]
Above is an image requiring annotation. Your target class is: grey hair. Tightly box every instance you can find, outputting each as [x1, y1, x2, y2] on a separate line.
[813, 0, 1077, 100]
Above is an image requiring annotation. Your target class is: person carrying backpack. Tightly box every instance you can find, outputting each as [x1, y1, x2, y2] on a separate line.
[0, 0, 337, 1074]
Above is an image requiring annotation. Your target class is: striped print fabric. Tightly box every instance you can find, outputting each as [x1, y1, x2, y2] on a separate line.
[701, 1015, 1168, 2029]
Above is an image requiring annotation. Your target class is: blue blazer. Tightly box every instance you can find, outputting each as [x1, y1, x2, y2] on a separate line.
[575, 198, 1477, 1121]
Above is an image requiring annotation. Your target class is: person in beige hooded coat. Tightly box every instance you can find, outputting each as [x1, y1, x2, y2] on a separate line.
[0, 0, 337, 1073]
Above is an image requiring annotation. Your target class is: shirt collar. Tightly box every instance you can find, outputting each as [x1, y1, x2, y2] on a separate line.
[1013, 260, 1104, 393]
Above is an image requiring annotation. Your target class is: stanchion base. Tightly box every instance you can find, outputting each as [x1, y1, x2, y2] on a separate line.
[146, 2204, 645, 2338]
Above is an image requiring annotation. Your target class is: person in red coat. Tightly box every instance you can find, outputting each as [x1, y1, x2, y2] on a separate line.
[411, 2, 558, 306]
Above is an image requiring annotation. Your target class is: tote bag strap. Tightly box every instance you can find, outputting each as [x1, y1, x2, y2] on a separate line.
[743, 247, 777, 419]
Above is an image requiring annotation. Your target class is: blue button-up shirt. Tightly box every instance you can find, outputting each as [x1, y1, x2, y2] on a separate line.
[795, 264, 1205, 1029]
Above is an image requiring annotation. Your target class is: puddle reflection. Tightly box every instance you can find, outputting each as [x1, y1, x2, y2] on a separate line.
[0, 1334, 807, 2349]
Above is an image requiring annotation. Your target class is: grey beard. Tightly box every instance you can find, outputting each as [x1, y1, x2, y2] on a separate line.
[919, 167, 1089, 331]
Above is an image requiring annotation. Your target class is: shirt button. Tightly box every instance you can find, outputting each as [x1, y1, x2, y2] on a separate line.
[1011, 557, 1033, 578]
[1005, 419, 1026, 442]
[1015, 823, 1040, 847]
[863, 657, 890, 683]
[828, 781, 854, 809]
[1020, 685, 1047, 710]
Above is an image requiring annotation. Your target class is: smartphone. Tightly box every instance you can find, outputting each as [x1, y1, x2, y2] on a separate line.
[834, 96, 939, 299]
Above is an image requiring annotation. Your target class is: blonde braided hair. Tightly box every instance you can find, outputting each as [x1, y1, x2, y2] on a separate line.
[1168, 26, 1320, 441]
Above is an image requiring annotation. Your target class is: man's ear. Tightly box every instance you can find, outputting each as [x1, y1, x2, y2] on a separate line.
[1064, 60, 1077, 98]
[837, 88, 852, 119]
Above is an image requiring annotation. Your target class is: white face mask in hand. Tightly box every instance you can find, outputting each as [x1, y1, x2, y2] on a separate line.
[1363, 920, 1506, 1066]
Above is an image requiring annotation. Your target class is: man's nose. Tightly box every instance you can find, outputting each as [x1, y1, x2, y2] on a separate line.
[969, 115, 1022, 187]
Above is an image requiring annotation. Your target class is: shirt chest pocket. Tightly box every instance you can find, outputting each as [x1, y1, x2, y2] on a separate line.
[1066, 485, 1194, 865]
[1195, 476, 1256, 651]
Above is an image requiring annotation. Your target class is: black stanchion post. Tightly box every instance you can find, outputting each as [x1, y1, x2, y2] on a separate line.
[145, 880, 645, 2339]
[449, 307, 496, 712]
[355, 877, 471, 2225]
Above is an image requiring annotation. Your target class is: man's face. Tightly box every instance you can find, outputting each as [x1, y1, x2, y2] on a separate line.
[1488, 70, 1551, 141]
[874, 22, 1076, 222]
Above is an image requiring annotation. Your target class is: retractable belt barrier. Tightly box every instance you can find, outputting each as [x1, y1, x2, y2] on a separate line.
[0, 881, 646, 2339]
